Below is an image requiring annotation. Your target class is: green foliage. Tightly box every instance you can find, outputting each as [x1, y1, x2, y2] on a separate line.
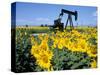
[16, 30, 36, 72]
[51, 48, 91, 70]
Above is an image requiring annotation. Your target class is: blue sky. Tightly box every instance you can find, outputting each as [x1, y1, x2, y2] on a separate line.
[14, 2, 97, 26]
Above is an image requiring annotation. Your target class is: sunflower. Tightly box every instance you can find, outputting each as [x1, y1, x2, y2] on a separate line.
[90, 60, 97, 68]
[36, 51, 53, 70]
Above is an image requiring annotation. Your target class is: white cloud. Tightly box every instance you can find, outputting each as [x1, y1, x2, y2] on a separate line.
[35, 17, 50, 21]
[16, 19, 26, 22]
[16, 19, 34, 24]
[16, 19, 33, 23]
[93, 11, 97, 17]
[92, 11, 97, 21]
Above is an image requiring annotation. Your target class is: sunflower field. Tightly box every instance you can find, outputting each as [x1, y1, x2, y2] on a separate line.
[15, 26, 97, 72]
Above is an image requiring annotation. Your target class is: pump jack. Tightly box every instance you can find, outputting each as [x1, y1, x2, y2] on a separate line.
[59, 9, 78, 29]
[50, 9, 78, 31]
